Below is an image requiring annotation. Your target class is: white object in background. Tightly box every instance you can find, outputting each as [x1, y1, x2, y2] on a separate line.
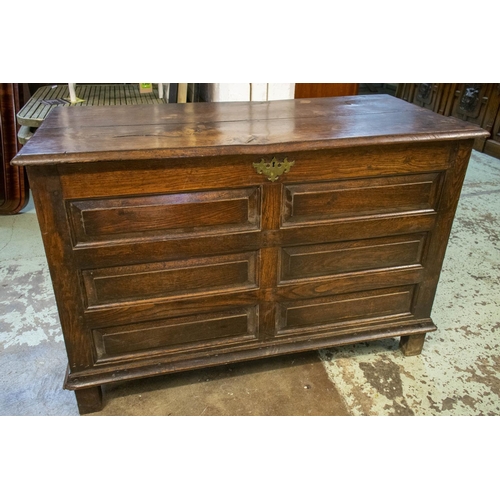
[204, 83, 295, 102]
[250, 83, 268, 101]
[157, 84, 171, 102]
[164, 84, 170, 101]
[268, 83, 295, 100]
[206, 83, 251, 102]
[68, 83, 77, 103]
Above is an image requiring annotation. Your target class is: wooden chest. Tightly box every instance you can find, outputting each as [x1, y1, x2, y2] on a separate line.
[12, 95, 488, 414]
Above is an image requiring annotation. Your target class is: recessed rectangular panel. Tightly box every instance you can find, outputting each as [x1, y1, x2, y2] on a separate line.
[278, 286, 414, 333]
[280, 234, 426, 282]
[283, 173, 441, 225]
[93, 306, 258, 360]
[83, 252, 258, 307]
[68, 187, 260, 245]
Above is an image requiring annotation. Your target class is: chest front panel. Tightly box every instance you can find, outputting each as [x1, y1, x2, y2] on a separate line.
[39, 141, 454, 374]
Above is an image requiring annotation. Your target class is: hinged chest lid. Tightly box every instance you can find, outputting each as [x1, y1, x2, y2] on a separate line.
[12, 95, 489, 166]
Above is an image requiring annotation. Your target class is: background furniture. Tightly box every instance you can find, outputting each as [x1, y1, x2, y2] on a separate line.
[198, 84, 295, 102]
[0, 83, 29, 215]
[13, 95, 487, 414]
[16, 84, 168, 145]
[294, 83, 359, 98]
[396, 84, 500, 158]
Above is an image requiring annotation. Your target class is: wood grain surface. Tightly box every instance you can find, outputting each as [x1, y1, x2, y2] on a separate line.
[13, 95, 489, 166]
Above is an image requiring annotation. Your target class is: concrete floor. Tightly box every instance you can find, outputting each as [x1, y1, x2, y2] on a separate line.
[1, 150, 499, 416]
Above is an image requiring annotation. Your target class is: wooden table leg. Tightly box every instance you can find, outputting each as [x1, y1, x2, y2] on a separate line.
[74, 386, 103, 415]
[399, 333, 426, 356]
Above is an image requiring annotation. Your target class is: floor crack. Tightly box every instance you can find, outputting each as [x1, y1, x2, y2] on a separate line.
[0, 217, 16, 254]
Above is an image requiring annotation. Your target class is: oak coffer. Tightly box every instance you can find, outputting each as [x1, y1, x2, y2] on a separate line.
[12, 95, 489, 414]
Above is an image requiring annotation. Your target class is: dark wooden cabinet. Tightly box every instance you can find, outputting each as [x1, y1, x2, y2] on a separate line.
[0, 83, 29, 215]
[396, 83, 500, 158]
[12, 95, 488, 414]
[295, 83, 359, 98]
[485, 96, 500, 158]
[396, 83, 452, 114]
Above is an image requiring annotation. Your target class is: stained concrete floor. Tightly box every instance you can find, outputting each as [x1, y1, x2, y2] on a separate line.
[1, 150, 499, 416]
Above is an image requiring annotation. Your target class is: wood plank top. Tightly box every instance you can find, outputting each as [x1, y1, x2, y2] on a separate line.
[13, 95, 489, 167]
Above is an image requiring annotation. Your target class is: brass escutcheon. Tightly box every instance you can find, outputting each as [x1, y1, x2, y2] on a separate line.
[252, 157, 294, 182]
